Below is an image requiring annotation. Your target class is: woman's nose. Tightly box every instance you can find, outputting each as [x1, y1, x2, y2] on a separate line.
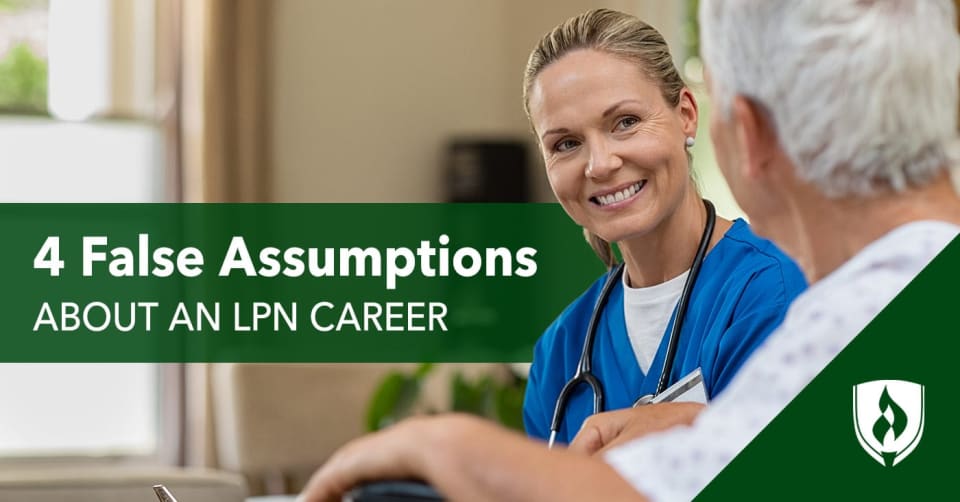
[585, 141, 623, 179]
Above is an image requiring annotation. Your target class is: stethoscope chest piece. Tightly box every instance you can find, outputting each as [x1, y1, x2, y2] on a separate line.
[633, 394, 655, 406]
[546, 199, 716, 448]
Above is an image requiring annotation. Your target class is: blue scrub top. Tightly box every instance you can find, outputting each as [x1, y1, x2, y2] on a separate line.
[523, 219, 806, 444]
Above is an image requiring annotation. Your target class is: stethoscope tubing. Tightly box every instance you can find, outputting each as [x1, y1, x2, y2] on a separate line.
[547, 263, 623, 447]
[654, 200, 715, 396]
[547, 199, 716, 448]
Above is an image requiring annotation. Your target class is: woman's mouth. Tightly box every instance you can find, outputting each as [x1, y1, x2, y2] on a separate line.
[589, 180, 646, 208]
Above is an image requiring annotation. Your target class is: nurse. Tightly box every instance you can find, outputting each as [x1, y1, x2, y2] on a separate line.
[521, 9, 806, 444]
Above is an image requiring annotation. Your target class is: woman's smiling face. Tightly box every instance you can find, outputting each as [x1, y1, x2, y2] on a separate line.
[527, 49, 698, 243]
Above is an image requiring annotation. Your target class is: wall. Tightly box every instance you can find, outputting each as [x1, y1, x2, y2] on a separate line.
[270, 0, 685, 203]
[272, 0, 509, 202]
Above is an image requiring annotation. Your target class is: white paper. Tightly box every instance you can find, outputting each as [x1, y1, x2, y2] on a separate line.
[651, 368, 707, 404]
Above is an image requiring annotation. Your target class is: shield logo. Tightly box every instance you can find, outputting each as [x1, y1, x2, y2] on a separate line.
[852, 380, 924, 466]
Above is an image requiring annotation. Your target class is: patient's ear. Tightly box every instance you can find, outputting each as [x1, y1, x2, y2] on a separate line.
[731, 96, 779, 181]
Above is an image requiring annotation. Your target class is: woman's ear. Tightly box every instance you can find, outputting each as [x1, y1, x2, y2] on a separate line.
[677, 87, 699, 139]
[731, 96, 777, 181]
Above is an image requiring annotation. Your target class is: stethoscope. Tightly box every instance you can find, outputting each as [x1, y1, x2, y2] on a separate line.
[547, 199, 716, 448]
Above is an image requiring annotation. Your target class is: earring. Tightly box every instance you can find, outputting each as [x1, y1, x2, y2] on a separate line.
[685, 136, 695, 148]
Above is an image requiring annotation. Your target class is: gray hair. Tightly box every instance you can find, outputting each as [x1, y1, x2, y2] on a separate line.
[700, 0, 960, 197]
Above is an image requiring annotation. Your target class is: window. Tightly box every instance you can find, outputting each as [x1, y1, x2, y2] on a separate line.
[681, 0, 744, 219]
[0, 0, 48, 115]
[0, 0, 171, 462]
[0, 0, 166, 202]
[0, 0, 157, 119]
[0, 364, 159, 457]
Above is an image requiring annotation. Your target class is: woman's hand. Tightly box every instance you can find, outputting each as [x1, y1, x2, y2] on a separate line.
[568, 402, 705, 456]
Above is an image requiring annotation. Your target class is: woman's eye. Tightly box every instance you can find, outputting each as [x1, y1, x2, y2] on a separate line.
[553, 139, 580, 152]
[615, 116, 640, 131]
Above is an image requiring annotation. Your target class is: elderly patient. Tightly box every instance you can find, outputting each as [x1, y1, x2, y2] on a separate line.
[299, 1, 960, 500]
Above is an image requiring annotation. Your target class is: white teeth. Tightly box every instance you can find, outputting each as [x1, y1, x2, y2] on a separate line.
[595, 182, 644, 207]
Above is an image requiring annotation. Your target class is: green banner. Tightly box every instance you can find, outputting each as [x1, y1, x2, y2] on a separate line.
[0, 204, 604, 362]
[698, 237, 960, 499]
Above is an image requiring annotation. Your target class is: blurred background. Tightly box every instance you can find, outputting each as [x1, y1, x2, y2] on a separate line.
[0, 0, 737, 207]
[3, 0, 921, 500]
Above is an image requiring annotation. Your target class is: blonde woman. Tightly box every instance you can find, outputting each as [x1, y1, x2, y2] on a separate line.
[520, 9, 804, 446]
[300, 1, 960, 500]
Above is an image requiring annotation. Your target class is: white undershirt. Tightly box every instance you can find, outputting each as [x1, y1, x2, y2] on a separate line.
[622, 268, 689, 374]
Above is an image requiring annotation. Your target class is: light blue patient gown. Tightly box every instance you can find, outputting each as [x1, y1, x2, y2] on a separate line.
[523, 219, 806, 444]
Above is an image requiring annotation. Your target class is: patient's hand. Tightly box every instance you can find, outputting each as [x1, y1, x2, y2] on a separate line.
[568, 402, 705, 456]
[298, 415, 439, 502]
[299, 413, 651, 502]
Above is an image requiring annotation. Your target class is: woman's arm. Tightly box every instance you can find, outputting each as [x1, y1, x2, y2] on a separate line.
[299, 414, 647, 502]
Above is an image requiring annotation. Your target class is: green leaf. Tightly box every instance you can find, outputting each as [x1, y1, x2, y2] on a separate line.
[0, 42, 48, 113]
[367, 365, 528, 433]
[494, 380, 526, 431]
[365, 371, 422, 431]
[451, 372, 487, 415]
[414, 362, 435, 380]
[0, 0, 47, 12]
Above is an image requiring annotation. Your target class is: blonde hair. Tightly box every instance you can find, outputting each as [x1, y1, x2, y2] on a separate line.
[523, 9, 687, 268]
